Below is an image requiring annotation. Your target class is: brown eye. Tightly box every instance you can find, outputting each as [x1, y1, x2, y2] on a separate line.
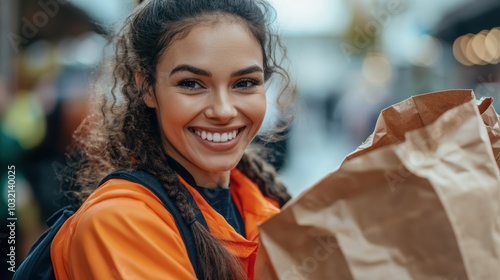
[178, 80, 203, 89]
[234, 79, 260, 88]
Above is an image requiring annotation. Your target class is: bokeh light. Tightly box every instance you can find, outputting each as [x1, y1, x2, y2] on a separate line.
[453, 28, 500, 66]
[362, 52, 392, 86]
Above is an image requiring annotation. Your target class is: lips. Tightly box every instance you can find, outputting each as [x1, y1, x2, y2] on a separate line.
[190, 128, 241, 143]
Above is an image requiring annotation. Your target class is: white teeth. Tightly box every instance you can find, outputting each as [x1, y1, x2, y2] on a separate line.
[194, 129, 239, 143]
[213, 133, 221, 142]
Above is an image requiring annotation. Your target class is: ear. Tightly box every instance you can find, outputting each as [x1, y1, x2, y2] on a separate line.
[135, 71, 157, 108]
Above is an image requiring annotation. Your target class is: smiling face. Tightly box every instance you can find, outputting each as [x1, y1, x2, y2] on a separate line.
[143, 18, 266, 188]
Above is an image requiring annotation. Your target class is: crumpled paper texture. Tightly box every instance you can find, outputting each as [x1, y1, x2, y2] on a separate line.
[256, 89, 500, 280]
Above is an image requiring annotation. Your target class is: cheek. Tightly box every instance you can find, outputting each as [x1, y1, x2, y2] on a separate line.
[156, 96, 192, 135]
[245, 94, 267, 129]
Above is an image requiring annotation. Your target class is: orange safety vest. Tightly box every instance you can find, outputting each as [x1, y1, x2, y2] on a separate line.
[50, 169, 280, 279]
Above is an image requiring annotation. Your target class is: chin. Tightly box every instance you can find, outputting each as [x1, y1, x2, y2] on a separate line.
[202, 158, 240, 172]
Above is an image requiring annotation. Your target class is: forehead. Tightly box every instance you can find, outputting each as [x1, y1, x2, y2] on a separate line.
[158, 19, 263, 70]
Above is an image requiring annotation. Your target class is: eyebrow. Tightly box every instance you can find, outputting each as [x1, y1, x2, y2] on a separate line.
[169, 64, 263, 77]
[170, 64, 211, 77]
[231, 65, 263, 77]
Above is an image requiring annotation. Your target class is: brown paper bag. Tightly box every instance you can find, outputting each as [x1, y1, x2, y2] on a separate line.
[256, 89, 500, 280]
[480, 99, 500, 167]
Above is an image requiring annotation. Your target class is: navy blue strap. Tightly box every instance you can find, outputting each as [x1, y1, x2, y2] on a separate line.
[99, 170, 206, 279]
[13, 205, 75, 280]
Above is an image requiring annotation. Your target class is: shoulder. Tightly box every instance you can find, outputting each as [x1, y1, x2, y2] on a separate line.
[52, 179, 181, 250]
[53, 178, 180, 249]
[75, 178, 178, 232]
[51, 179, 196, 279]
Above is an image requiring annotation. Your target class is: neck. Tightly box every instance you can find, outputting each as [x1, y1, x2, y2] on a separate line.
[197, 172, 230, 189]
[165, 155, 230, 189]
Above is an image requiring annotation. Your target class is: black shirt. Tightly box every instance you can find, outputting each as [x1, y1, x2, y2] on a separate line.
[166, 157, 246, 238]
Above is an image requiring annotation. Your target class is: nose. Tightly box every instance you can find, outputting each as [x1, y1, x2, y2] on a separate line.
[204, 88, 237, 122]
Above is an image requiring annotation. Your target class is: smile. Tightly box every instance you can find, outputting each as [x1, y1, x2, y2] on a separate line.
[191, 128, 240, 143]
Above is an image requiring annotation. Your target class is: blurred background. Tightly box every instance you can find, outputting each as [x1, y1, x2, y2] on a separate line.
[0, 0, 499, 276]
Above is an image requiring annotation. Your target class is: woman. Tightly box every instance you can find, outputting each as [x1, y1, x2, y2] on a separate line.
[51, 0, 295, 279]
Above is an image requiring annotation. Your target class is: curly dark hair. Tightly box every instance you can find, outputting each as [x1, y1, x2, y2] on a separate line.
[60, 0, 296, 279]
